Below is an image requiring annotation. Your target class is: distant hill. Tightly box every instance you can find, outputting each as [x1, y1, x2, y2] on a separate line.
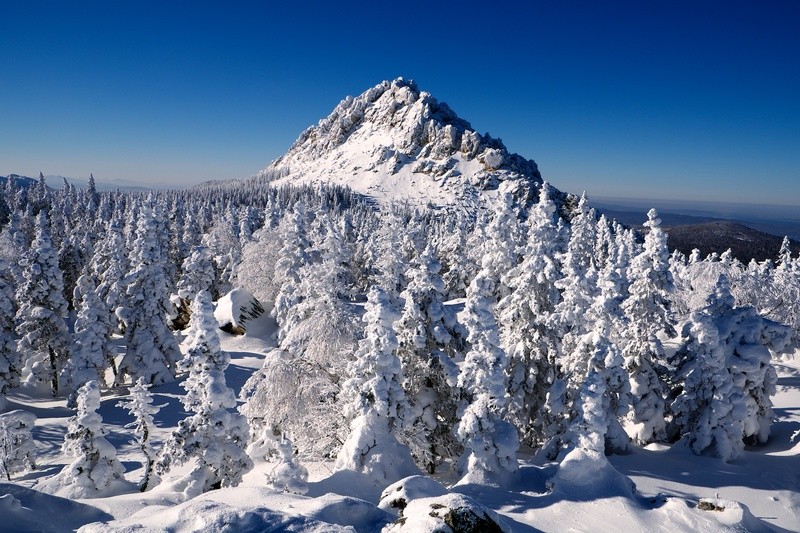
[0, 174, 40, 189]
[664, 220, 800, 263]
[1, 174, 165, 192]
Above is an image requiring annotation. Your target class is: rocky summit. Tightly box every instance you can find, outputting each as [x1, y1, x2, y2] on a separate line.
[259, 78, 545, 210]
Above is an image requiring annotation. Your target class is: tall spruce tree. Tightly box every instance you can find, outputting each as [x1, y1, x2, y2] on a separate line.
[15, 211, 71, 395]
[156, 291, 252, 496]
[116, 203, 181, 386]
[455, 256, 519, 487]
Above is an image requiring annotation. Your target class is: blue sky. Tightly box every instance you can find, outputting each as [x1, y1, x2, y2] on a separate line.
[1, 1, 798, 205]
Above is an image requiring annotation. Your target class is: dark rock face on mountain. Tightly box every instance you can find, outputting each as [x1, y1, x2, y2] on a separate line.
[665, 220, 800, 263]
[258, 78, 548, 210]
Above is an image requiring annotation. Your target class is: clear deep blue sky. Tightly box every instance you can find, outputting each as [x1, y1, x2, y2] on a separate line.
[1, 1, 798, 205]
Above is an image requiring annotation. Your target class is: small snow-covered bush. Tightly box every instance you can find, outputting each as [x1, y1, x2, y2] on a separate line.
[0, 409, 37, 480]
[267, 435, 308, 495]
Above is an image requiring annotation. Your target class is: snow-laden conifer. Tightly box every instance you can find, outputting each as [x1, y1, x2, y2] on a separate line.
[335, 286, 419, 484]
[498, 182, 565, 447]
[567, 329, 630, 456]
[91, 216, 128, 338]
[671, 275, 791, 461]
[177, 245, 216, 304]
[15, 211, 71, 395]
[62, 274, 111, 407]
[116, 203, 181, 386]
[395, 245, 460, 473]
[0, 272, 20, 409]
[554, 193, 599, 373]
[0, 409, 37, 480]
[271, 202, 312, 334]
[621, 208, 674, 444]
[59, 380, 125, 496]
[117, 377, 163, 491]
[455, 256, 518, 487]
[156, 291, 252, 497]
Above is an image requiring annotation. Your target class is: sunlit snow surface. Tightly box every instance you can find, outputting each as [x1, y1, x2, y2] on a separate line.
[2, 309, 798, 532]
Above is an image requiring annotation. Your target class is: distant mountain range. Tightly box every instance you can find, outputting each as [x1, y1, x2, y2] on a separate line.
[0, 174, 167, 192]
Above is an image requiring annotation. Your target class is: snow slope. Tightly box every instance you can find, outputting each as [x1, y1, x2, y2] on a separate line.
[2, 308, 798, 532]
[258, 78, 546, 210]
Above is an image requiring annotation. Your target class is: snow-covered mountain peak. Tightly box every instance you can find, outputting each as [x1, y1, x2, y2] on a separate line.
[259, 78, 543, 208]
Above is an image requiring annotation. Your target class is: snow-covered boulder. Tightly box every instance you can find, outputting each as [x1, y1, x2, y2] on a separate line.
[378, 475, 448, 516]
[214, 288, 265, 335]
[696, 498, 764, 531]
[384, 493, 509, 532]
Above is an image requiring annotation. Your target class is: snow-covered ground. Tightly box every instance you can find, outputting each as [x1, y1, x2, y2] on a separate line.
[2, 310, 798, 532]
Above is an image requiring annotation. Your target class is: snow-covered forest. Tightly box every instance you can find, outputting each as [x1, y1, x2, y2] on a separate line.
[1, 164, 799, 531]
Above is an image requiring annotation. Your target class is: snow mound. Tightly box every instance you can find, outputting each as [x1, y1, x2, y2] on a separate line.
[300, 492, 394, 532]
[548, 448, 637, 500]
[214, 288, 265, 335]
[80, 487, 392, 533]
[258, 78, 546, 210]
[383, 493, 510, 533]
[0, 483, 112, 533]
[695, 498, 765, 531]
[378, 475, 448, 516]
[81, 499, 352, 533]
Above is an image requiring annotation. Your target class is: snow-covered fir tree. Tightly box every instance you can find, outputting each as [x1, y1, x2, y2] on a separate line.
[117, 377, 163, 491]
[62, 274, 112, 407]
[498, 182, 565, 447]
[0, 271, 20, 410]
[553, 193, 599, 383]
[116, 203, 181, 386]
[335, 286, 419, 485]
[91, 215, 129, 343]
[455, 255, 519, 487]
[271, 202, 312, 335]
[621, 208, 674, 445]
[156, 290, 252, 497]
[670, 275, 791, 461]
[59, 380, 125, 496]
[15, 210, 71, 395]
[395, 245, 460, 473]
[176, 245, 216, 304]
